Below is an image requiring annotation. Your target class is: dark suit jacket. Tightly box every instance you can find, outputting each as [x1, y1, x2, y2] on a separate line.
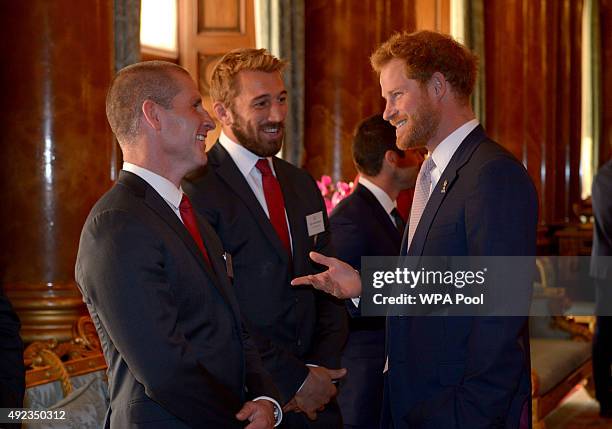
[591, 159, 612, 278]
[75, 171, 278, 429]
[385, 126, 538, 429]
[0, 289, 24, 409]
[184, 143, 348, 406]
[330, 184, 401, 428]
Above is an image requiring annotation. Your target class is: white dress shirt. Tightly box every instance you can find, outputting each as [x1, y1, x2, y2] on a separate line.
[123, 162, 184, 222]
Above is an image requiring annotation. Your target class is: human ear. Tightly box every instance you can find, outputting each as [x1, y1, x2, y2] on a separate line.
[141, 100, 162, 131]
[430, 72, 447, 98]
[213, 101, 233, 126]
[384, 150, 398, 166]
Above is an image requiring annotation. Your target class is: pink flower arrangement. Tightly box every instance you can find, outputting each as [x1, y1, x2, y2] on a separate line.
[317, 175, 355, 214]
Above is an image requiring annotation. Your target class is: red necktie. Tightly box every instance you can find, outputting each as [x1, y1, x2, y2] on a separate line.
[255, 159, 291, 256]
[179, 194, 211, 267]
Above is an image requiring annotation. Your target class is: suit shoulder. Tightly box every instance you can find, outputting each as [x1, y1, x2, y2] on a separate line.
[87, 182, 135, 217]
[594, 160, 612, 190]
[275, 157, 316, 182]
[184, 165, 219, 189]
[330, 192, 368, 221]
[470, 139, 529, 177]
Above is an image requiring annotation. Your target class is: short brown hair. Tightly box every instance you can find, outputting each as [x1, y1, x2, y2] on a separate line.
[210, 48, 288, 108]
[353, 114, 404, 176]
[370, 30, 478, 100]
[106, 60, 189, 143]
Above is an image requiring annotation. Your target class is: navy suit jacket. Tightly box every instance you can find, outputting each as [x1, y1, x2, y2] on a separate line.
[184, 143, 348, 425]
[0, 289, 24, 409]
[330, 183, 402, 428]
[75, 171, 278, 428]
[385, 126, 537, 429]
[591, 159, 612, 279]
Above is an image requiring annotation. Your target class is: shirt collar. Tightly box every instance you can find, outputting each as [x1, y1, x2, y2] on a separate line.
[358, 176, 396, 215]
[122, 162, 183, 210]
[219, 131, 274, 177]
[430, 119, 479, 176]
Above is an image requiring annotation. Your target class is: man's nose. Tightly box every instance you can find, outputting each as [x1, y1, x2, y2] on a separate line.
[201, 109, 216, 131]
[383, 100, 395, 122]
[268, 102, 287, 123]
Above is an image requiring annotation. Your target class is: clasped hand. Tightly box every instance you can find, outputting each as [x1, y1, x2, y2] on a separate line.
[236, 399, 276, 429]
[282, 366, 347, 420]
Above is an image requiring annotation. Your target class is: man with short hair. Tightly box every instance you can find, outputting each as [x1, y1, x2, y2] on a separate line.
[331, 114, 420, 429]
[76, 60, 280, 429]
[184, 48, 348, 428]
[293, 31, 538, 429]
[590, 158, 612, 418]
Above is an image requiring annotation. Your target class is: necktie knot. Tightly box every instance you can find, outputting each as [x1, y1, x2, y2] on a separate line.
[179, 194, 193, 212]
[420, 155, 436, 178]
[390, 207, 406, 235]
[256, 159, 273, 177]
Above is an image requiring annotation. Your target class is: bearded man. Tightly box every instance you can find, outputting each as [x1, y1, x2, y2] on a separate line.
[184, 48, 348, 428]
[292, 31, 538, 429]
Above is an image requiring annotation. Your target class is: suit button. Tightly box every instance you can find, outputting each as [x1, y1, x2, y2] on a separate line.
[297, 339, 302, 346]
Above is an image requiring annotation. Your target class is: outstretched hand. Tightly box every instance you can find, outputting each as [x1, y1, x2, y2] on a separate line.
[291, 252, 362, 299]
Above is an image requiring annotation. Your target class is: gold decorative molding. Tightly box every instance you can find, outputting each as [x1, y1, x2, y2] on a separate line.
[25, 316, 106, 390]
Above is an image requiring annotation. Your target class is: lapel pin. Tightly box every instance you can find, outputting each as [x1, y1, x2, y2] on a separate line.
[441, 180, 448, 194]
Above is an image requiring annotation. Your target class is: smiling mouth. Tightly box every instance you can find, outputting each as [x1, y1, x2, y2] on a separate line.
[394, 119, 407, 129]
[196, 134, 206, 141]
[262, 126, 281, 134]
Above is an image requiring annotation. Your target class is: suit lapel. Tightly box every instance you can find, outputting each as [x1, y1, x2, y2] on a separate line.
[354, 184, 402, 248]
[117, 171, 234, 309]
[210, 143, 290, 264]
[407, 125, 487, 256]
[196, 214, 243, 322]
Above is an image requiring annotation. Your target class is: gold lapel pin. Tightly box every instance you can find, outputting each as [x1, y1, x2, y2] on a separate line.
[441, 180, 448, 194]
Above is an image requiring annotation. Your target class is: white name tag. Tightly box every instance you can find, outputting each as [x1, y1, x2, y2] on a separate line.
[306, 211, 325, 237]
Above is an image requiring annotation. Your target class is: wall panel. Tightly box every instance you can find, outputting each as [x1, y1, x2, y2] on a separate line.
[304, 0, 449, 180]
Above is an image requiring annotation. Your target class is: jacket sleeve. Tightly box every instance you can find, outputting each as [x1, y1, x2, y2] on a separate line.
[457, 157, 537, 428]
[303, 182, 349, 369]
[242, 318, 310, 404]
[330, 213, 365, 318]
[591, 164, 612, 278]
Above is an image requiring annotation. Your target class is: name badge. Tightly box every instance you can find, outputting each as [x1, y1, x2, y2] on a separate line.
[306, 211, 325, 237]
[223, 252, 234, 280]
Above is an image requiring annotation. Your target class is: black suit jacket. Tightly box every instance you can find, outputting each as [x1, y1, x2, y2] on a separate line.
[330, 184, 401, 428]
[591, 159, 612, 279]
[184, 143, 348, 405]
[75, 171, 278, 429]
[0, 289, 24, 409]
[386, 126, 537, 429]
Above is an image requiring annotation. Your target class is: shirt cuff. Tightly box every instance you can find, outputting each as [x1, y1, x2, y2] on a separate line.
[253, 396, 283, 427]
[296, 364, 319, 393]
